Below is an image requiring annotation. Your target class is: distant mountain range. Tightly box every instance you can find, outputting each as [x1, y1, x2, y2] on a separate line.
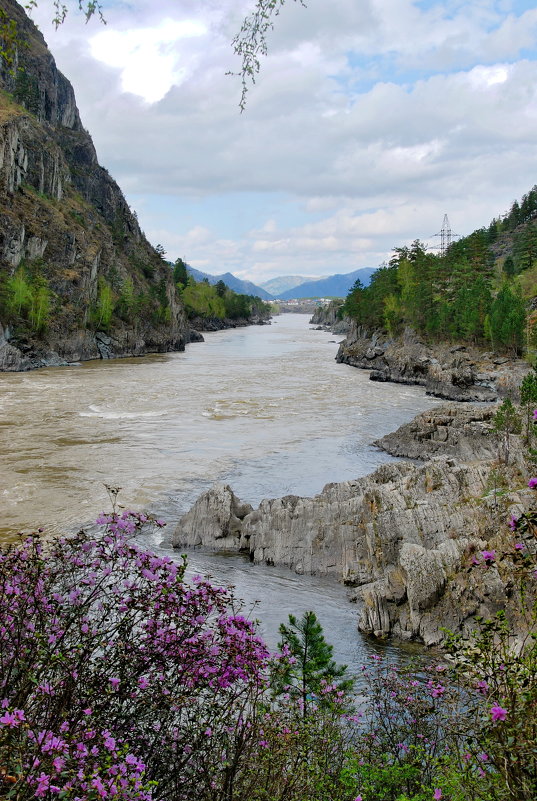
[275, 268, 376, 300]
[185, 266, 274, 300]
[186, 265, 376, 301]
[259, 275, 325, 296]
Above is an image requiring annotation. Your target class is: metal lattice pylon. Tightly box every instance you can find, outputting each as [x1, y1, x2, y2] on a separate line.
[433, 214, 456, 256]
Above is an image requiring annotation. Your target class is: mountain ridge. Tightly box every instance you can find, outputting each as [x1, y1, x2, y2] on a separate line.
[277, 267, 376, 299]
[185, 265, 377, 301]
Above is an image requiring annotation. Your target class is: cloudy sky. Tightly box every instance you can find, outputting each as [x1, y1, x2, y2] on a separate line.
[29, 0, 537, 284]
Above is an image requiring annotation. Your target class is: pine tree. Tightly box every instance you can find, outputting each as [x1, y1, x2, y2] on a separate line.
[272, 611, 353, 714]
[520, 368, 537, 444]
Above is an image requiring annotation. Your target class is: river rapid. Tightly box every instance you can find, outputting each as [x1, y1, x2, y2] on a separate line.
[1, 314, 440, 666]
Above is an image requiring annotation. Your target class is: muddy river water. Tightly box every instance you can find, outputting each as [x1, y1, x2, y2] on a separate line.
[0, 314, 439, 665]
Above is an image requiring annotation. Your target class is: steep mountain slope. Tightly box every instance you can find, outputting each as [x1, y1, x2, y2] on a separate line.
[0, 0, 188, 370]
[185, 265, 273, 300]
[278, 267, 376, 300]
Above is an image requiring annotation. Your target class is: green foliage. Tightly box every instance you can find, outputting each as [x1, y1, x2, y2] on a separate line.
[493, 397, 522, 464]
[445, 605, 537, 801]
[172, 258, 188, 287]
[13, 70, 40, 115]
[341, 238, 498, 347]
[91, 277, 114, 330]
[520, 368, 537, 444]
[513, 221, 537, 273]
[503, 255, 515, 277]
[272, 611, 353, 714]
[6, 267, 32, 315]
[2, 266, 53, 333]
[337, 187, 537, 353]
[230, 0, 307, 110]
[28, 275, 51, 332]
[488, 283, 526, 356]
[223, 289, 251, 319]
[215, 279, 227, 298]
[181, 277, 225, 318]
[24, 0, 106, 28]
[115, 277, 136, 322]
[0, 9, 21, 71]
[178, 276, 268, 322]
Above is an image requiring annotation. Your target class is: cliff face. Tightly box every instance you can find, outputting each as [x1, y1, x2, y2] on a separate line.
[336, 323, 528, 402]
[173, 405, 534, 646]
[309, 301, 349, 334]
[0, 0, 188, 370]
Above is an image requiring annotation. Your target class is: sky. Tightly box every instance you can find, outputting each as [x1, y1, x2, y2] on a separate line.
[27, 0, 537, 284]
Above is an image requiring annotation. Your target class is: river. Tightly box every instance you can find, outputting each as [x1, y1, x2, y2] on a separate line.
[0, 314, 440, 668]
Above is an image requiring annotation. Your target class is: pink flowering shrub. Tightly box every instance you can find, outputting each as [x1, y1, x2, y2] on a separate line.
[0, 514, 272, 801]
[0, 514, 362, 801]
[439, 476, 537, 801]
[346, 655, 476, 801]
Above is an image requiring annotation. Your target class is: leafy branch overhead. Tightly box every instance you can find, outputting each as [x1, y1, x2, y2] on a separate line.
[2, 0, 305, 110]
[229, 0, 306, 111]
[24, 0, 105, 27]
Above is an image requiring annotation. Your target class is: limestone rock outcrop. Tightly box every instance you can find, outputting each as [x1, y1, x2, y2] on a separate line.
[336, 324, 528, 402]
[174, 405, 532, 646]
[374, 403, 503, 462]
[309, 301, 349, 334]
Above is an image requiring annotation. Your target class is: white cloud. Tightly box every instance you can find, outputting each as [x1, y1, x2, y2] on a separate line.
[27, 0, 537, 282]
[89, 20, 206, 102]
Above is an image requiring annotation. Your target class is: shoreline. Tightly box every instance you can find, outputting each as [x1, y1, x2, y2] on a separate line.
[173, 401, 532, 647]
[336, 323, 529, 402]
[0, 314, 271, 373]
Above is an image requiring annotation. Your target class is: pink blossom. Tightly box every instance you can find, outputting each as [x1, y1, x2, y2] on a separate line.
[481, 549, 496, 563]
[490, 704, 508, 721]
[528, 478, 537, 489]
[433, 790, 442, 800]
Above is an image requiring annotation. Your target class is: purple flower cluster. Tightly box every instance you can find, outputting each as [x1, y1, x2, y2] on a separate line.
[0, 515, 271, 801]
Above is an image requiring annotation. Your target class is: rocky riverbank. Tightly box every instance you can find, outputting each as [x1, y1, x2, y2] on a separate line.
[174, 403, 534, 646]
[188, 312, 271, 340]
[336, 324, 529, 401]
[309, 301, 349, 334]
[0, 0, 190, 372]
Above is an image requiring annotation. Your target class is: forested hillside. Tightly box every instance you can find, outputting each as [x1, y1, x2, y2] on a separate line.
[341, 187, 537, 356]
[172, 259, 271, 327]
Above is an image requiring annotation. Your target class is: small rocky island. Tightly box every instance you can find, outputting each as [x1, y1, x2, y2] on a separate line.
[174, 400, 534, 647]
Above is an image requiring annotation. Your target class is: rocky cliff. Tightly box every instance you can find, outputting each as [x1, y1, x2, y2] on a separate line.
[173, 404, 534, 646]
[309, 301, 349, 334]
[0, 0, 189, 370]
[336, 323, 529, 402]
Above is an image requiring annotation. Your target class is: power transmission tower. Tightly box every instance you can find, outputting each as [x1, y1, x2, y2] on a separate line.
[432, 214, 459, 256]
